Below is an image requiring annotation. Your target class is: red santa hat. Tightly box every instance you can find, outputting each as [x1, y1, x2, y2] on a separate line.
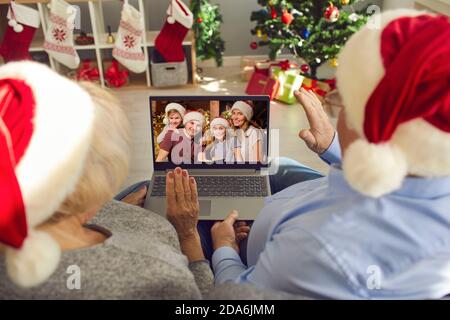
[183, 110, 205, 128]
[231, 101, 253, 121]
[0, 61, 95, 287]
[163, 102, 186, 125]
[336, 9, 450, 197]
[210, 117, 230, 133]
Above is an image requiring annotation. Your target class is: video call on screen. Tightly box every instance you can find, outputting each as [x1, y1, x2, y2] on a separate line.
[152, 99, 268, 165]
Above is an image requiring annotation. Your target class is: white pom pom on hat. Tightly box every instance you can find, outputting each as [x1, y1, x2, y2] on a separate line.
[231, 101, 253, 121]
[5, 230, 61, 288]
[0, 61, 95, 287]
[336, 10, 450, 197]
[343, 140, 408, 198]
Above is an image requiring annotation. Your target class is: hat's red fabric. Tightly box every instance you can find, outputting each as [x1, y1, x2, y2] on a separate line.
[363, 15, 450, 143]
[0, 79, 35, 249]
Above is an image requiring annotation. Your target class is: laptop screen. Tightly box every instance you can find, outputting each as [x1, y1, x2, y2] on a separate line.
[149, 96, 270, 170]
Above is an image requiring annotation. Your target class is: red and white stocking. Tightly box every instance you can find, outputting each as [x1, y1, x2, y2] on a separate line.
[0, 1, 40, 62]
[43, 0, 80, 69]
[112, 2, 147, 73]
[154, 0, 193, 63]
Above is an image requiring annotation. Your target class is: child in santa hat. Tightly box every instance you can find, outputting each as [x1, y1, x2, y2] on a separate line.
[156, 102, 186, 144]
[230, 101, 263, 163]
[201, 117, 243, 164]
[157, 110, 205, 164]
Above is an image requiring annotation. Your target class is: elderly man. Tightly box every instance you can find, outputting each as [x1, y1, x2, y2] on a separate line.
[166, 9, 450, 299]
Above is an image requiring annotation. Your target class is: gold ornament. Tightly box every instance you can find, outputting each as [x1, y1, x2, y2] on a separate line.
[256, 29, 262, 37]
[262, 34, 268, 41]
[329, 58, 339, 67]
[106, 26, 115, 44]
[341, 0, 350, 5]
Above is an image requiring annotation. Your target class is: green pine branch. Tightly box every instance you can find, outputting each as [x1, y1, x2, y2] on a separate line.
[191, 0, 225, 67]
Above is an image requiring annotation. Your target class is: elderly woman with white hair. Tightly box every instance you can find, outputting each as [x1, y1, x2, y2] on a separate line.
[0, 61, 212, 299]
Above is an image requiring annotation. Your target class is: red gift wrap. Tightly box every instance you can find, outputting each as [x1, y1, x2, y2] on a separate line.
[76, 60, 100, 82]
[245, 72, 280, 100]
[105, 60, 129, 88]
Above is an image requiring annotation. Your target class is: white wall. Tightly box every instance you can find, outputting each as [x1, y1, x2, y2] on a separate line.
[383, 0, 415, 10]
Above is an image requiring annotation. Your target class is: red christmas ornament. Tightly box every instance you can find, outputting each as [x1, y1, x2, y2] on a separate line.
[281, 11, 294, 25]
[324, 3, 340, 22]
[250, 41, 258, 50]
[270, 6, 277, 19]
[197, 17, 203, 23]
[300, 64, 310, 73]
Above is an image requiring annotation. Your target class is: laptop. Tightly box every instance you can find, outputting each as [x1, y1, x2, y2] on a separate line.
[144, 95, 272, 220]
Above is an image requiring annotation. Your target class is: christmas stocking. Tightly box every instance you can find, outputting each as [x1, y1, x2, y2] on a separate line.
[43, 0, 80, 69]
[0, 1, 40, 62]
[153, 0, 193, 63]
[112, 2, 147, 73]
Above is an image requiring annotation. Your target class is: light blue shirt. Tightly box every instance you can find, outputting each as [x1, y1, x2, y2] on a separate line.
[212, 134, 450, 299]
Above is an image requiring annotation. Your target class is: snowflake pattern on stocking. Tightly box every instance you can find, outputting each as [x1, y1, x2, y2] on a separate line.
[52, 27, 67, 42]
[123, 35, 136, 49]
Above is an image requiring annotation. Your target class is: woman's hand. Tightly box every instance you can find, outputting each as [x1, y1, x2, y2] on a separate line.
[166, 167, 204, 261]
[295, 88, 335, 155]
[166, 167, 199, 240]
[211, 211, 241, 253]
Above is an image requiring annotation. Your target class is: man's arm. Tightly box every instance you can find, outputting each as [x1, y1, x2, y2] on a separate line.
[212, 228, 355, 298]
[319, 132, 342, 165]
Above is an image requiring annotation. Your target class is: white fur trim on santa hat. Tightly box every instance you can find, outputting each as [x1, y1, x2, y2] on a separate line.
[231, 101, 253, 121]
[343, 139, 408, 197]
[5, 230, 60, 288]
[166, 0, 193, 29]
[210, 117, 230, 130]
[7, 2, 40, 29]
[336, 9, 429, 136]
[0, 61, 95, 228]
[163, 103, 186, 125]
[183, 111, 205, 127]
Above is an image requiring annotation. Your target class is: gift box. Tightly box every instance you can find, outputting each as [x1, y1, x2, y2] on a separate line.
[301, 77, 336, 97]
[245, 72, 280, 100]
[76, 59, 99, 82]
[240, 57, 271, 81]
[104, 60, 130, 88]
[269, 60, 300, 77]
[271, 67, 304, 104]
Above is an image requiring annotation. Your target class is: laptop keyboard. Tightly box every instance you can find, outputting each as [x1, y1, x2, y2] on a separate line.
[150, 175, 269, 197]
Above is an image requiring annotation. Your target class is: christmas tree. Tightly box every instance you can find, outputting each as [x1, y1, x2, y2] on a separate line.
[191, 0, 225, 67]
[250, 0, 372, 78]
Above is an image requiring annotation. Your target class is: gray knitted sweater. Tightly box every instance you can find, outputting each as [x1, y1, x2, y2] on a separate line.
[0, 201, 213, 299]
